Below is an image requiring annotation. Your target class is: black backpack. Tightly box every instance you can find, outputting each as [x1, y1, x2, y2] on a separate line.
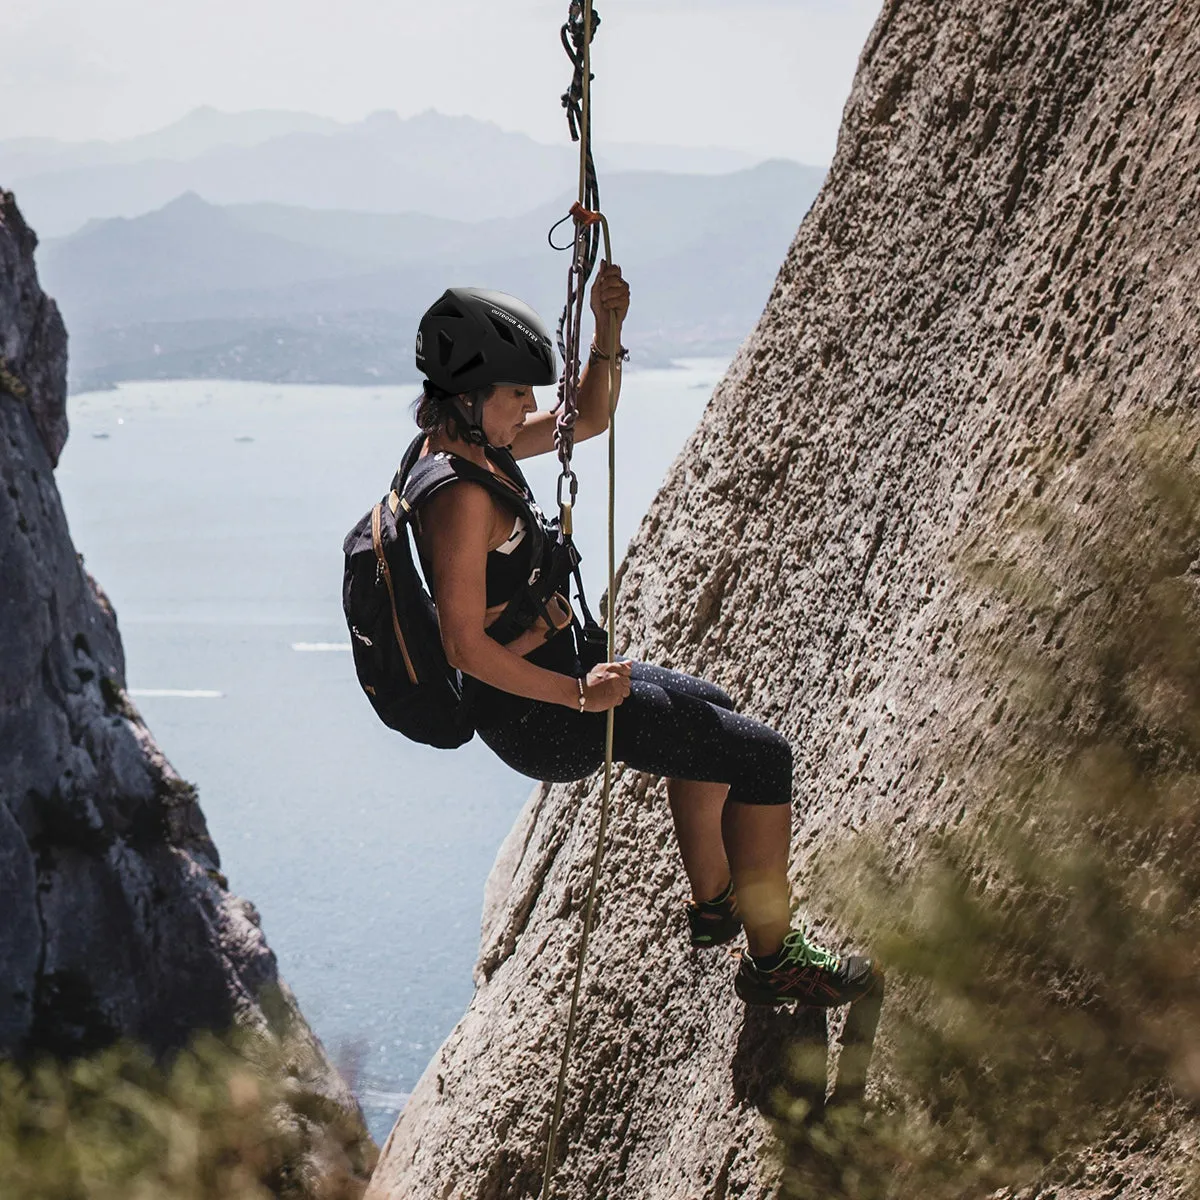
[342, 434, 586, 748]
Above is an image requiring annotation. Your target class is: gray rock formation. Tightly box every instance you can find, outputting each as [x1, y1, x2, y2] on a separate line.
[0, 190, 372, 1183]
[367, 0, 1200, 1197]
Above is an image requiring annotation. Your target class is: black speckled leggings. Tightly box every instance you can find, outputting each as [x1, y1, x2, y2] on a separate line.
[475, 651, 794, 807]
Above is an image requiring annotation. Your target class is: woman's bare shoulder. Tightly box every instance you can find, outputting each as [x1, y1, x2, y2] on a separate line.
[417, 476, 511, 554]
[420, 475, 494, 522]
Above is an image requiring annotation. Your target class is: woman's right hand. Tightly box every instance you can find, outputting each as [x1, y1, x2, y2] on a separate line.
[581, 660, 632, 712]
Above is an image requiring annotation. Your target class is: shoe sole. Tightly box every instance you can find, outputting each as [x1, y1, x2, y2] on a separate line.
[690, 925, 742, 949]
[734, 968, 879, 1008]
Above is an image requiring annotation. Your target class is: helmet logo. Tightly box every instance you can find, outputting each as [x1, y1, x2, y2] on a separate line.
[487, 305, 542, 347]
[415, 331, 424, 360]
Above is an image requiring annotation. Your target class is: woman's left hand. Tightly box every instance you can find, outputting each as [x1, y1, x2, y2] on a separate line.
[589, 261, 630, 344]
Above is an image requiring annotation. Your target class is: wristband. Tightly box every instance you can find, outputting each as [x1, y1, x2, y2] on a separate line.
[588, 340, 628, 366]
[576, 676, 587, 713]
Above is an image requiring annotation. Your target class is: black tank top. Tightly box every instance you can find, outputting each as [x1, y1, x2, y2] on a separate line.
[485, 507, 539, 606]
[414, 448, 545, 609]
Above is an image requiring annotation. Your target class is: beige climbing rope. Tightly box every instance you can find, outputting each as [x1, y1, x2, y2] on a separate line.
[541, 2, 621, 1195]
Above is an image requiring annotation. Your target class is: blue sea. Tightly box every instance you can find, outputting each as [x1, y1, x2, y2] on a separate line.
[55, 362, 725, 1142]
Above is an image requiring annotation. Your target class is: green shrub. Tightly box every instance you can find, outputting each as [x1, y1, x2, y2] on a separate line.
[775, 426, 1200, 1199]
[0, 1031, 374, 1200]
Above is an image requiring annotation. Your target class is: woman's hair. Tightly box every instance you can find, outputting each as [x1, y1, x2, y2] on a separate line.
[413, 379, 494, 441]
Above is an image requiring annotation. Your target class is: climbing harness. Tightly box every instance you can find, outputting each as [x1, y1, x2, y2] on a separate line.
[541, 2, 622, 1196]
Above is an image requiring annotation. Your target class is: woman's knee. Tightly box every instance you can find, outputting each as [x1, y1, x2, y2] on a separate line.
[728, 724, 793, 806]
[766, 736, 795, 802]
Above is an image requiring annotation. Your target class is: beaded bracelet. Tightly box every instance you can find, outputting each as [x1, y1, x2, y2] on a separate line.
[588, 340, 629, 366]
[576, 677, 587, 712]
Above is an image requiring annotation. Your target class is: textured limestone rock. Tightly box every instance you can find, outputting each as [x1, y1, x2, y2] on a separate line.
[369, 1, 1200, 1197]
[0, 190, 372, 1184]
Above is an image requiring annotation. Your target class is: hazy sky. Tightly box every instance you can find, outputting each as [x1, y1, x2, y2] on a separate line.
[2, 0, 883, 163]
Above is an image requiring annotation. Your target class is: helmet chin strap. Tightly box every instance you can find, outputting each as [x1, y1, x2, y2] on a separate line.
[450, 395, 488, 446]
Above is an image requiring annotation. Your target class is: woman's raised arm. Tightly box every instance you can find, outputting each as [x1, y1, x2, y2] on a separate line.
[510, 261, 630, 461]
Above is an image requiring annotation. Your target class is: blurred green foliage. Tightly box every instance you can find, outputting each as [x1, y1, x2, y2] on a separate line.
[0, 1031, 375, 1200]
[775, 426, 1200, 1199]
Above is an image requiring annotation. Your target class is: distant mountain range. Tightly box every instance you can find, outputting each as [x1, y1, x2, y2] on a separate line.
[3, 107, 783, 238]
[0, 108, 343, 175]
[38, 159, 825, 391]
[2, 107, 826, 389]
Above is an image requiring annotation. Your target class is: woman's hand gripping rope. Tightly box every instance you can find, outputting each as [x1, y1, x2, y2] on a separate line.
[580, 658, 631, 712]
[589, 261, 629, 352]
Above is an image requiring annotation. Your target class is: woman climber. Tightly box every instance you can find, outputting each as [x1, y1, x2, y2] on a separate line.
[408, 265, 875, 1008]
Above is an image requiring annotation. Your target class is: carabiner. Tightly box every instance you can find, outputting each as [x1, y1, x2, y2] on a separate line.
[557, 469, 579, 510]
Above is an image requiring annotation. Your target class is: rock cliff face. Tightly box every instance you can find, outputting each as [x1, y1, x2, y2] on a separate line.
[368, 1, 1199, 1197]
[0, 190, 370, 1177]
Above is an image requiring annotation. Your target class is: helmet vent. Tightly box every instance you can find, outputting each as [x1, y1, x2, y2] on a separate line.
[432, 299, 464, 320]
[450, 351, 486, 379]
[487, 314, 517, 345]
[437, 330, 455, 367]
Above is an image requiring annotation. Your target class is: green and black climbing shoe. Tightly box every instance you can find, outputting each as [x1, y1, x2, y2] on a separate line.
[734, 928, 876, 1007]
[686, 880, 742, 948]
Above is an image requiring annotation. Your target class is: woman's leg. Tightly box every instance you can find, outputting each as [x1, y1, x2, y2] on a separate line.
[669, 779, 790, 955]
[722, 799, 791, 957]
[667, 778, 731, 902]
[483, 661, 873, 1003]
[625, 661, 735, 710]
[617, 666, 795, 956]
[483, 660, 795, 957]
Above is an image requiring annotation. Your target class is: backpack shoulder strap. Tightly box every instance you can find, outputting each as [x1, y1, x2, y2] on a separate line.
[389, 433, 430, 501]
[485, 444, 533, 495]
[395, 448, 538, 528]
[392, 435, 534, 508]
[398, 453, 469, 515]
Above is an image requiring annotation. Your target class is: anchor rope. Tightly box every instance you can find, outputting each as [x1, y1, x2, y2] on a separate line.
[541, 1, 621, 1196]
[550, 0, 603, 517]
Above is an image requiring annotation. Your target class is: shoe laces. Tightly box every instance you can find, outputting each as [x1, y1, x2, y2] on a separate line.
[777, 928, 840, 972]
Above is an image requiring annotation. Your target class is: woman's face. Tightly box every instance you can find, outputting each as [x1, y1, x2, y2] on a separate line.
[481, 385, 538, 446]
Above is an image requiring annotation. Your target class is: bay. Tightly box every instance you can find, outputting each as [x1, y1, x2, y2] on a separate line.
[55, 361, 725, 1141]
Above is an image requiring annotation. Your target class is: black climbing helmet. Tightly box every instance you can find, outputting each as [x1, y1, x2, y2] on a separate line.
[416, 288, 558, 393]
